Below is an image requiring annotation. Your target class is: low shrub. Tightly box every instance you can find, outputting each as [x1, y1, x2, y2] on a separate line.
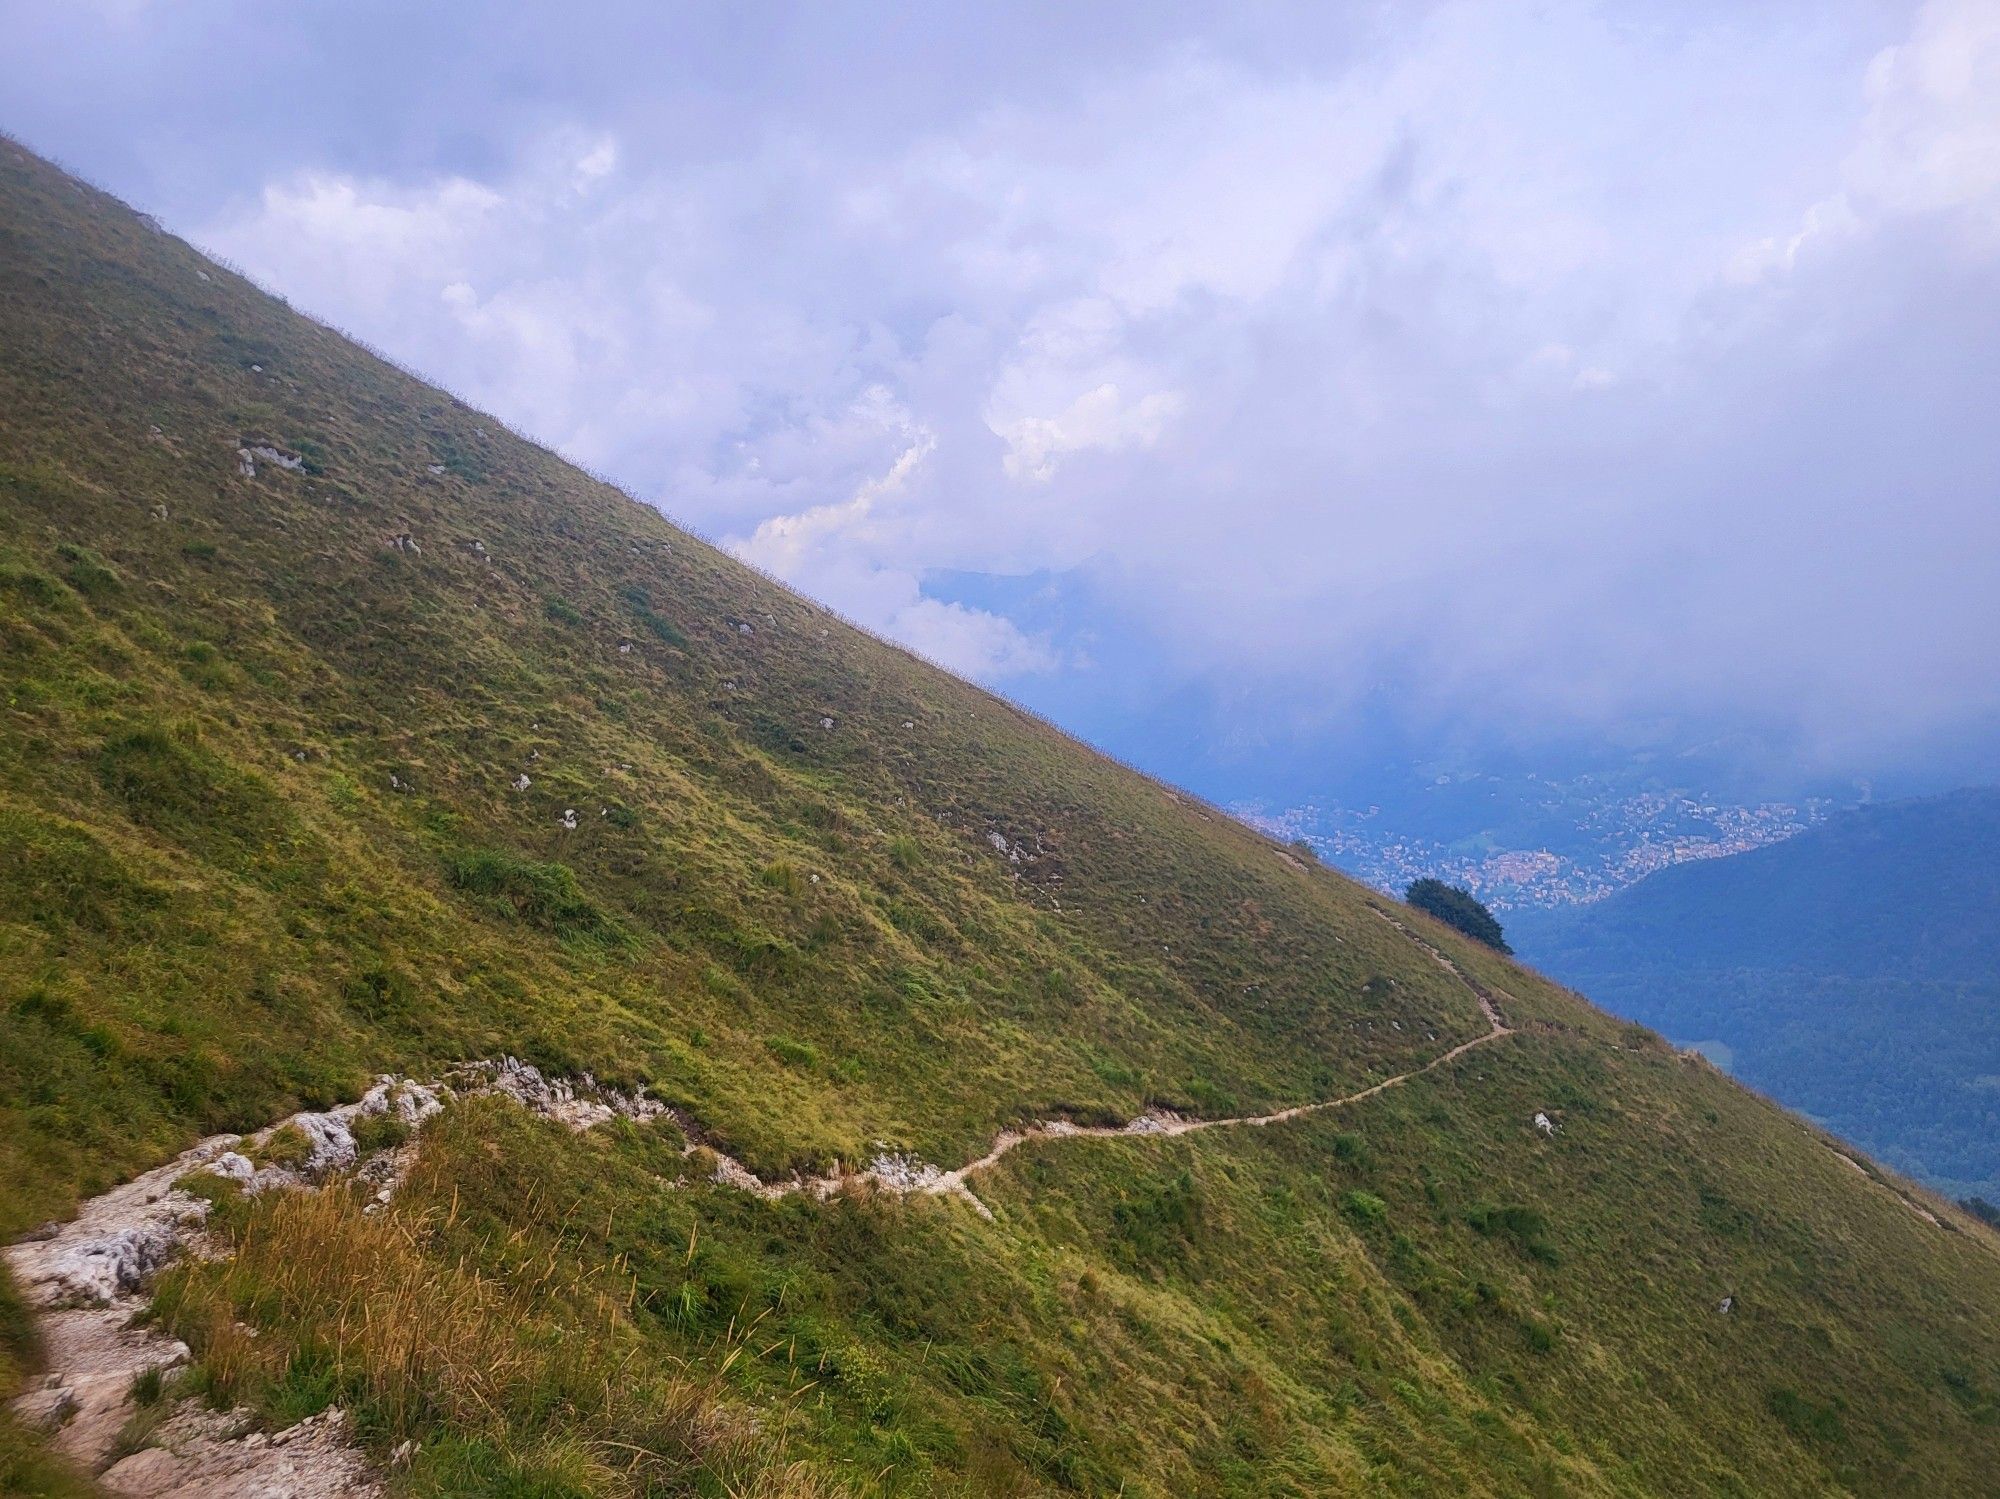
[444, 848, 622, 945]
[1340, 1190, 1388, 1227]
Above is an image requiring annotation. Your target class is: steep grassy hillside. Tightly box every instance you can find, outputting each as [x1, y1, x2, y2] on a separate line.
[1513, 789, 2000, 1199]
[3, 142, 1998, 1496]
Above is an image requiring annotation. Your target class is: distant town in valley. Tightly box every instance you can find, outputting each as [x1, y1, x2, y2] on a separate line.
[1238, 787, 1835, 909]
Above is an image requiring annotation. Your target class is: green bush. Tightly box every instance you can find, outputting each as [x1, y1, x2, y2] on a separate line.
[444, 848, 620, 944]
[1766, 1387, 1845, 1445]
[1340, 1189, 1388, 1226]
[620, 585, 689, 649]
[1112, 1169, 1202, 1266]
[0, 563, 66, 607]
[1465, 1202, 1559, 1264]
[96, 725, 285, 851]
[766, 1036, 821, 1070]
[759, 860, 805, 896]
[56, 543, 121, 598]
[1405, 878, 1512, 954]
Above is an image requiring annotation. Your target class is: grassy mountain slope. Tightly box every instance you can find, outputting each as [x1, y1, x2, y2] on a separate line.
[1512, 789, 2000, 1199]
[3, 142, 1998, 1496]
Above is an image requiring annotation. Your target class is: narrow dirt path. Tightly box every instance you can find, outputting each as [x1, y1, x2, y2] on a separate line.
[1825, 1144, 1943, 1227]
[895, 907, 1515, 1213]
[6, 908, 1519, 1489]
[4, 1063, 660, 1496]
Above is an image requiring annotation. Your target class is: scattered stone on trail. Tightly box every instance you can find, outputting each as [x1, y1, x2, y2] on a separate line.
[426, 463, 445, 476]
[248, 1111, 360, 1190]
[195, 269, 210, 282]
[559, 808, 579, 831]
[388, 773, 405, 792]
[234, 447, 256, 477]
[619, 641, 634, 654]
[819, 716, 836, 730]
[454, 1057, 664, 1132]
[100, 1404, 381, 1498]
[867, 1154, 947, 1192]
[10, 1383, 79, 1433]
[1534, 1112, 1556, 1136]
[512, 773, 532, 791]
[358, 1078, 444, 1127]
[709, 1153, 766, 1194]
[6, 1058, 671, 1497]
[987, 831, 1020, 862]
[1718, 1295, 1735, 1314]
[5, 1139, 227, 1469]
[5, 914, 1522, 1491]
[149, 502, 167, 521]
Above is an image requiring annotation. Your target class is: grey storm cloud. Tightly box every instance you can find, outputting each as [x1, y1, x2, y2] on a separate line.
[5, 0, 1998, 778]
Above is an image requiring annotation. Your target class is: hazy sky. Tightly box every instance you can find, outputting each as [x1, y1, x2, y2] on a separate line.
[6, 0, 1998, 794]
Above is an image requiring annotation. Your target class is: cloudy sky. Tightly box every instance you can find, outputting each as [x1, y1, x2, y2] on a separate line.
[6, 0, 1998, 800]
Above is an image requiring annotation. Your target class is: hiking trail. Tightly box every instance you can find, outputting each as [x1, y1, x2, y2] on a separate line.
[5, 910, 1513, 1488]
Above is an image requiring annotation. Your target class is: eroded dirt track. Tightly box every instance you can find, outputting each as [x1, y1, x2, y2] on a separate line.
[906, 909, 1514, 1212]
[7, 910, 1517, 1488]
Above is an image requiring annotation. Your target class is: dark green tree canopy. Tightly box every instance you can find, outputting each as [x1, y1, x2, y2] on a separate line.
[1406, 878, 1512, 954]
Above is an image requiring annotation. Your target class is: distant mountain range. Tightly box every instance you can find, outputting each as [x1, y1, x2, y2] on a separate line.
[1511, 789, 2000, 1200]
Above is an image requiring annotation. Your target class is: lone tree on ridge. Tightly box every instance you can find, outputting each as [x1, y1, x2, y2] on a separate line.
[1405, 878, 1512, 954]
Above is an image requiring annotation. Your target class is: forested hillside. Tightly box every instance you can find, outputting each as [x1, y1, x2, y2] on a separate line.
[1512, 789, 2000, 1199]
[3, 141, 1998, 1497]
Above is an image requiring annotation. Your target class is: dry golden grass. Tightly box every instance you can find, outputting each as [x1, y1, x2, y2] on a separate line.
[154, 1184, 816, 1495]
